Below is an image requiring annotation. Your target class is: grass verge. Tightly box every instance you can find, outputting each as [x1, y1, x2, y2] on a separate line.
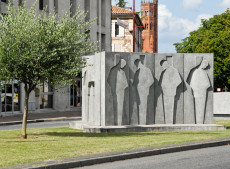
[0, 120, 230, 167]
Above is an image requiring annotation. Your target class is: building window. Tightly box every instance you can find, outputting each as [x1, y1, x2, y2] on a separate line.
[1, 81, 21, 114]
[101, 34, 106, 51]
[70, 0, 77, 17]
[39, 0, 44, 10]
[97, 0, 99, 25]
[115, 22, 119, 36]
[150, 11, 152, 16]
[1, 0, 7, 3]
[18, 0, 23, 6]
[70, 79, 81, 107]
[40, 81, 53, 109]
[97, 32, 100, 50]
[101, 0, 106, 26]
[85, 0, 90, 22]
[147, 24, 148, 30]
[150, 23, 152, 30]
[54, 0, 58, 13]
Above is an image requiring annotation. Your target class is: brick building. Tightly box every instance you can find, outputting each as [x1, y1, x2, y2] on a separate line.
[141, 0, 158, 53]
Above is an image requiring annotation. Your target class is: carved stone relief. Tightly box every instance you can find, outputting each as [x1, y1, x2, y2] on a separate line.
[134, 55, 154, 125]
[81, 52, 213, 127]
[107, 57, 128, 125]
[129, 53, 140, 125]
[160, 57, 182, 124]
[88, 81, 95, 123]
[189, 58, 211, 124]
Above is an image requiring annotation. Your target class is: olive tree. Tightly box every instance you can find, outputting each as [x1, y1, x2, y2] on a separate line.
[0, 3, 96, 139]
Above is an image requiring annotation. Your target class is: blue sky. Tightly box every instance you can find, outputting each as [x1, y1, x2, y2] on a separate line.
[112, 0, 230, 53]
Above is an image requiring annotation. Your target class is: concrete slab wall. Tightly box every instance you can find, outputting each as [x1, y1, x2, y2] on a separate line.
[214, 92, 230, 115]
[82, 52, 214, 126]
[53, 87, 70, 111]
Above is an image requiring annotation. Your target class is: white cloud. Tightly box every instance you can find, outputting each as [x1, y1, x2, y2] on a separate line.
[112, 0, 115, 6]
[158, 4, 212, 52]
[159, 4, 212, 35]
[158, 4, 172, 30]
[182, 0, 203, 10]
[220, 0, 230, 7]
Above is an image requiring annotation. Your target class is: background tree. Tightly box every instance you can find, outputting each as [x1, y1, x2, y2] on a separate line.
[174, 9, 230, 90]
[116, 0, 127, 8]
[0, 3, 96, 139]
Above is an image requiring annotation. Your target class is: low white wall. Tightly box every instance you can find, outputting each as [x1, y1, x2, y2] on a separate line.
[214, 92, 230, 115]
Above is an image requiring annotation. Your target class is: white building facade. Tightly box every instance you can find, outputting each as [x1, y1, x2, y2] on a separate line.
[111, 6, 143, 52]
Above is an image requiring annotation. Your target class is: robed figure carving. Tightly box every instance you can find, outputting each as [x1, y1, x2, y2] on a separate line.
[190, 59, 211, 124]
[160, 59, 182, 124]
[134, 56, 154, 125]
[108, 58, 128, 125]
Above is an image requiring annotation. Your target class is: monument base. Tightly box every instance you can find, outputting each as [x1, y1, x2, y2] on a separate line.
[69, 121, 226, 133]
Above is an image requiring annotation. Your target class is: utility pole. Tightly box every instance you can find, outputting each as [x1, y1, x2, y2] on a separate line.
[133, 0, 135, 52]
[133, 0, 144, 52]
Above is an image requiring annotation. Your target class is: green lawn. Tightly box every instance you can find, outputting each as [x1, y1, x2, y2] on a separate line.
[0, 120, 230, 167]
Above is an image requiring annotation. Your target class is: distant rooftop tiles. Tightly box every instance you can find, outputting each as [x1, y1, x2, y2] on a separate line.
[112, 6, 133, 14]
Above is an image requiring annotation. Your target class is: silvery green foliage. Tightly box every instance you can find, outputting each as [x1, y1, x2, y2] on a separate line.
[0, 2, 97, 91]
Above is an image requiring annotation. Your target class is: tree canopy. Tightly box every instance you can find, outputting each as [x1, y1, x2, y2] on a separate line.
[116, 0, 127, 8]
[174, 9, 230, 90]
[0, 3, 96, 138]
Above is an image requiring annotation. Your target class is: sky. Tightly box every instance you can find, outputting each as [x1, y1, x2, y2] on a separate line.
[112, 0, 230, 53]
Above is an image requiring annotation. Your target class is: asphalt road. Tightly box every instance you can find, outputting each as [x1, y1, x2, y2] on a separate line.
[0, 120, 77, 130]
[80, 145, 230, 169]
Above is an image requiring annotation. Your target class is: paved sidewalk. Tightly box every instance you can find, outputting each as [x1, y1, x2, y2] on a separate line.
[0, 110, 81, 126]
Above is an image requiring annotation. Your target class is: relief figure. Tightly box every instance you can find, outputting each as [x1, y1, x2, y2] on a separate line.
[160, 59, 182, 124]
[134, 56, 154, 125]
[190, 59, 211, 124]
[108, 58, 128, 125]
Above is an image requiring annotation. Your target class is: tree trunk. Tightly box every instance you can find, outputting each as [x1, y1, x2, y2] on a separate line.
[21, 88, 30, 139]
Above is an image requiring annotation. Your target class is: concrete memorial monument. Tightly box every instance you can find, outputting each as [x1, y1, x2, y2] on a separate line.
[70, 52, 225, 132]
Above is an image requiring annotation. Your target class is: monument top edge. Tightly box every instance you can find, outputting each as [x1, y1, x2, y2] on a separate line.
[83, 52, 214, 57]
[89, 52, 214, 55]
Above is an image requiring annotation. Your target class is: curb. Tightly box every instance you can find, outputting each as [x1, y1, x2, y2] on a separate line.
[0, 117, 81, 126]
[3, 137, 230, 169]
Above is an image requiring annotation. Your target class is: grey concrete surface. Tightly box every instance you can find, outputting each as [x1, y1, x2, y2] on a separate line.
[214, 92, 230, 115]
[69, 122, 226, 133]
[184, 54, 214, 124]
[0, 110, 81, 127]
[0, 120, 80, 130]
[79, 145, 230, 169]
[135, 55, 154, 125]
[77, 52, 214, 131]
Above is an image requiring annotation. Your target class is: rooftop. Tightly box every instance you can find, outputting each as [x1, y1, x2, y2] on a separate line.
[112, 6, 133, 14]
